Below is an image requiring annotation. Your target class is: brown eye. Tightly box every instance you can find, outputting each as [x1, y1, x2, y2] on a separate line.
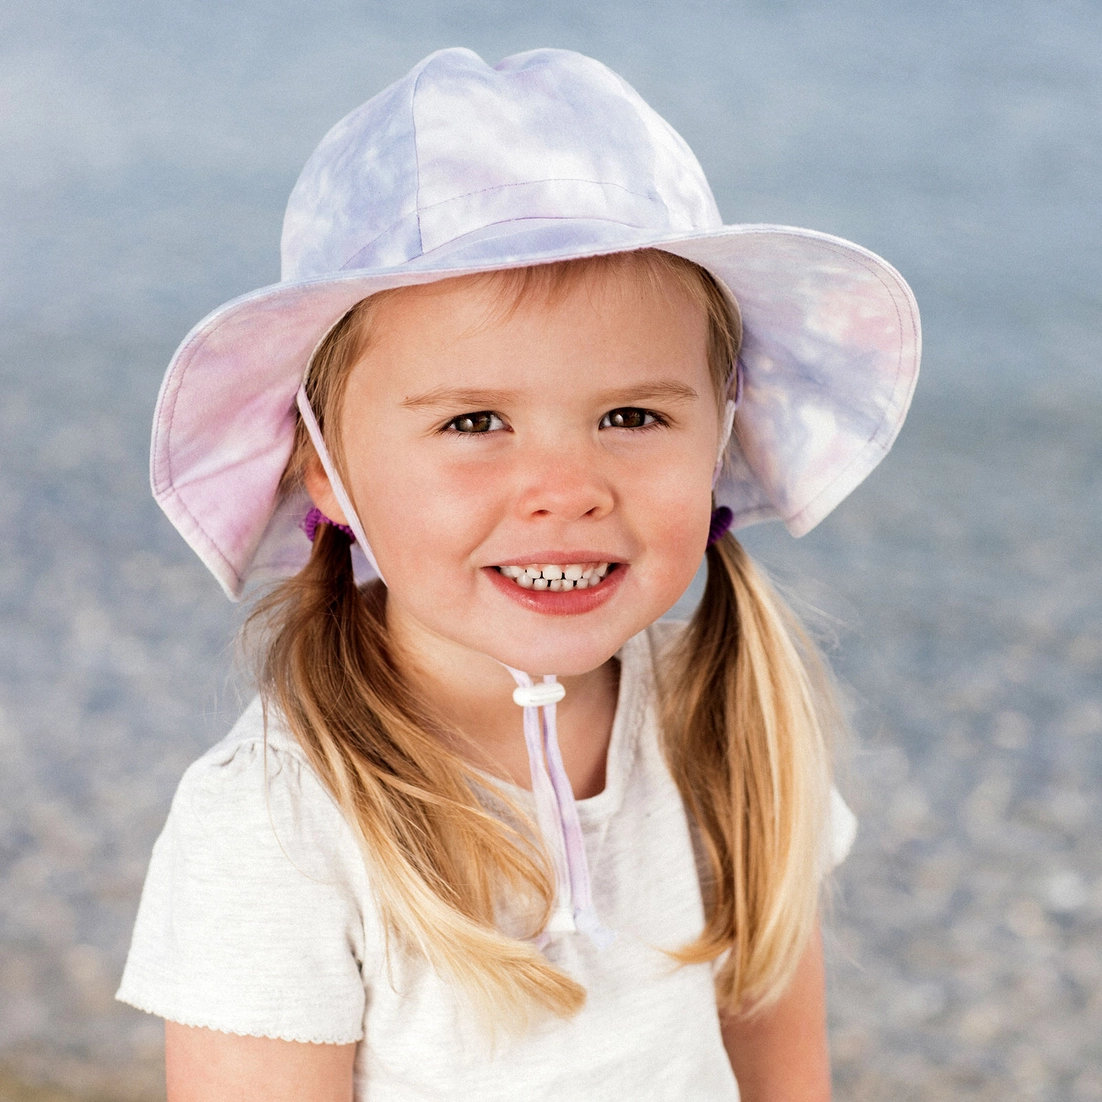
[600, 407, 657, 429]
[448, 411, 504, 433]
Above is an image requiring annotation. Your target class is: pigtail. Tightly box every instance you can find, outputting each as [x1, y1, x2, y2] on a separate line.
[660, 532, 833, 1016]
[248, 526, 585, 1029]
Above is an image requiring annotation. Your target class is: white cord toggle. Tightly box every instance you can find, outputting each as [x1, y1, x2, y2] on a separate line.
[512, 681, 567, 708]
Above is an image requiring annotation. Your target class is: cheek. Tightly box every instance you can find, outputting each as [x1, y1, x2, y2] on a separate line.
[346, 437, 500, 571]
[633, 457, 715, 575]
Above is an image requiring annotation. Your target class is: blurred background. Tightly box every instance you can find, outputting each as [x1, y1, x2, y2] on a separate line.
[1, 0, 1100, 1098]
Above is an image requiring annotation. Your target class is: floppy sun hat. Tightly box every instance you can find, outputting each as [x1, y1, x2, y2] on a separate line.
[152, 46, 920, 603]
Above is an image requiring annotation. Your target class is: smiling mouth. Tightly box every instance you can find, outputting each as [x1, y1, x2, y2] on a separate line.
[495, 562, 614, 591]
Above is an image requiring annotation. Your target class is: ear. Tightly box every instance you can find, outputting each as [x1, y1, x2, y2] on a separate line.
[712, 398, 737, 487]
[303, 448, 350, 526]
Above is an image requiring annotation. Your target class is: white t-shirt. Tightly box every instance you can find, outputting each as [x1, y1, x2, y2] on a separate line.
[118, 622, 855, 1100]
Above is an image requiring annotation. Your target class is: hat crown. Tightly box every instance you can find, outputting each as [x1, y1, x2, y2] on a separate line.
[281, 48, 723, 281]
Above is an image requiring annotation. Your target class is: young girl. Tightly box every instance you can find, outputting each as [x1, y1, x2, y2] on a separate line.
[118, 48, 919, 1101]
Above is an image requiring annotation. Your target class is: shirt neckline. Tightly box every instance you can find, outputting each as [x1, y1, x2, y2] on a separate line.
[474, 628, 654, 828]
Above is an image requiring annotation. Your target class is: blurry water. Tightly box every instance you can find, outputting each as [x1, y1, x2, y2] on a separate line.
[1, 1, 1100, 1098]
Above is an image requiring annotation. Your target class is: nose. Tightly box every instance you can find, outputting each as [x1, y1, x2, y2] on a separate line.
[511, 437, 615, 523]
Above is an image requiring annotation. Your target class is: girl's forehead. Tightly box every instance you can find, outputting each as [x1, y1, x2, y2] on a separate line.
[384, 258, 703, 322]
[353, 262, 711, 380]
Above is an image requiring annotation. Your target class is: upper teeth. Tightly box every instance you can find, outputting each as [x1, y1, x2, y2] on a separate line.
[498, 563, 610, 590]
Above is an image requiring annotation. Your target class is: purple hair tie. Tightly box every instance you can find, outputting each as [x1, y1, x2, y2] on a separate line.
[707, 505, 734, 547]
[302, 506, 356, 543]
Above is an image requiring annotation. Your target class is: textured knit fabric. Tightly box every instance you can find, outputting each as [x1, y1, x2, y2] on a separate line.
[118, 622, 855, 1100]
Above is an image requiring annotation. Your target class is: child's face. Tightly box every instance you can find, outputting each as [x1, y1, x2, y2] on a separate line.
[311, 264, 722, 678]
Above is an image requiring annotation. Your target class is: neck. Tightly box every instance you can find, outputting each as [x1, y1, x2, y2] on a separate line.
[386, 607, 619, 799]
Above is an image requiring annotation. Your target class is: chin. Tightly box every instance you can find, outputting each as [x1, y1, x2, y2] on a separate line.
[474, 623, 640, 679]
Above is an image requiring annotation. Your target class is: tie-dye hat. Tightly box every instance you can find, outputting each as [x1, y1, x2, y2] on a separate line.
[152, 47, 920, 600]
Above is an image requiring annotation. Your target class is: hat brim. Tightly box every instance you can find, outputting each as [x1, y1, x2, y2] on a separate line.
[151, 222, 919, 599]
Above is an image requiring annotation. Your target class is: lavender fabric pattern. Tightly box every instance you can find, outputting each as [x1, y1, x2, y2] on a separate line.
[149, 47, 919, 600]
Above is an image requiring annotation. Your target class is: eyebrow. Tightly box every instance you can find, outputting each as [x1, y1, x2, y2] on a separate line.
[399, 379, 700, 411]
[399, 386, 515, 411]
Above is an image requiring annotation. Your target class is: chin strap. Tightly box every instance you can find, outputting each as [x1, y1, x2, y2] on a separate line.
[505, 669, 615, 950]
[296, 385, 383, 579]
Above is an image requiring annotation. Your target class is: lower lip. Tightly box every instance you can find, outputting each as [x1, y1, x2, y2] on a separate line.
[484, 565, 626, 616]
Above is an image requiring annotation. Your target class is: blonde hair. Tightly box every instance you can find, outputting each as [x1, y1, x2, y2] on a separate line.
[250, 249, 835, 1026]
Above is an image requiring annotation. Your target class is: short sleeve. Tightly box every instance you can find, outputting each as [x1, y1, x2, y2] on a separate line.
[116, 713, 376, 1044]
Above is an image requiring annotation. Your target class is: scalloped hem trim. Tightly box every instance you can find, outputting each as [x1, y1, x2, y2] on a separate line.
[115, 990, 363, 1046]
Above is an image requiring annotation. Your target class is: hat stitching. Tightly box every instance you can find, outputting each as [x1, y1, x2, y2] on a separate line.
[150, 372, 178, 499]
[412, 216, 659, 265]
[334, 204, 419, 273]
[415, 176, 662, 214]
[337, 177, 661, 274]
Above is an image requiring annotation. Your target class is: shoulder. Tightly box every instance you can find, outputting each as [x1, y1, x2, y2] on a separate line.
[117, 697, 377, 1043]
[166, 698, 355, 878]
[180, 693, 305, 784]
